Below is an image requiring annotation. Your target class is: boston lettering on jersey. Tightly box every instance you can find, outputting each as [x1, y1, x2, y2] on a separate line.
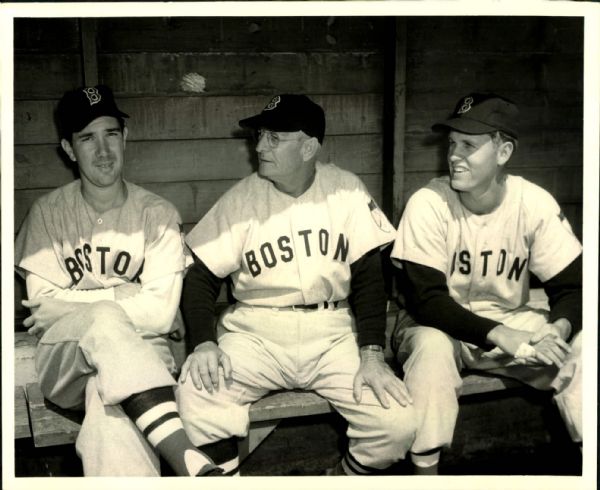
[245, 229, 349, 278]
[450, 249, 528, 282]
[64, 243, 142, 285]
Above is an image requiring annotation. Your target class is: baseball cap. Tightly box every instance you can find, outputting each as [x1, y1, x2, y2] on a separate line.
[432, 93, 519, 139]
[239, 94, 326, 144]
[57, 85, 129, 139]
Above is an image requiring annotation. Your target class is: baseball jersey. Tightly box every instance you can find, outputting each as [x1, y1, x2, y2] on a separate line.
[15, 179, 185, 294]
[185, 162, 394, 307]
[391, 175, 582, 324]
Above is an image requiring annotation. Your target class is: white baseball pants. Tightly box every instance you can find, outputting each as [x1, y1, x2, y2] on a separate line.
[35, 301, 178, 476]
[177, 303, 417, 470]
[393, 308, 583, 455]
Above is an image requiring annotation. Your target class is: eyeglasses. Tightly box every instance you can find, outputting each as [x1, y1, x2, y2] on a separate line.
[255, 129, 303, 149]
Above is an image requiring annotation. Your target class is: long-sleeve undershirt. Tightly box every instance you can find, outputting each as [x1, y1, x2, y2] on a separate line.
[400, 254, 582, 348]
[349, 247, 388, 347]
[180, 256, 224, 353]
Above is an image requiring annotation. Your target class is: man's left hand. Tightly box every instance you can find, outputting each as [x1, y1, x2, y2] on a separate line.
[352, 346, 413, 409]
[515, 320, 572, 367]
[22, 297, 79, 339]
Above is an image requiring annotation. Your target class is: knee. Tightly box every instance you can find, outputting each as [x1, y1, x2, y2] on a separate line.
[88, 301, 130, 324]
[175, 379, 249, 445]
[84, 301, 134, 337]
[402, 327, 457, 368]
[414, 327, 454, 354]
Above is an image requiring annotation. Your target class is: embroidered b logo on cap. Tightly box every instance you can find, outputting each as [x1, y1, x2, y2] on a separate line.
[83, 87, 102, 106]
[264, 95, 281, 111]
[457, 96, 474, 115]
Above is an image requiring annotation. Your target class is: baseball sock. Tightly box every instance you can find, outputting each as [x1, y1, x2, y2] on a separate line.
[121, 386, 220, 476]
[411, 448, 440, 475]
[200, 438, 240, 476]
[331, 450, 379, 475]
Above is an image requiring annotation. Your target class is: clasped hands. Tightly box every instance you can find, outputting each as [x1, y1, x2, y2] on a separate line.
[489, 320, 572, 368]
[22, 282, 141, 338]
[21, 297, 77, 338]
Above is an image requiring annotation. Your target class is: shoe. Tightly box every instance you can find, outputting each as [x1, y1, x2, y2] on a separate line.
[197, 465, 225, 476]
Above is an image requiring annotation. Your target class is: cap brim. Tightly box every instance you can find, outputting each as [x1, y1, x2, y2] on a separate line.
[431, 117, 501, 135]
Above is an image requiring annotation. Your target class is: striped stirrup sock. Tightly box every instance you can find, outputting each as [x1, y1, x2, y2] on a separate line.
[121, 386, 218, 476]
[410, 447, 441, 468]
[200, 438, 240, 476]
[339, 450, 380, 475]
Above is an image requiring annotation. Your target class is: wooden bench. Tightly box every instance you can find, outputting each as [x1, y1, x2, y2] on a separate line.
[16, 290, 550, 463]
[14, 308, 525, 463]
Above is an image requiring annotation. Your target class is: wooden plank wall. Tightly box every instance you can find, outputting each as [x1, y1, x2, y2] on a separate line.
[13, 17, 584, 321]
[13, 17, 390, 320]
[14, 17, 389, 234]
[401, 16, 584, 240]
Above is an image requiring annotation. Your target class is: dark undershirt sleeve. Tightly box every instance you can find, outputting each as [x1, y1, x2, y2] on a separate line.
[542, 254, 582, 340]
[400, 260, 499, 348]
[181, 254, 224, 354]
[349, 248, 388, 347]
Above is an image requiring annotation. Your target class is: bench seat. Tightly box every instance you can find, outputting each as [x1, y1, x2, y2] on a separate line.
[19, 369, 522, 450]
[15, 386, 31, 440]
[15, 293, 547, 457]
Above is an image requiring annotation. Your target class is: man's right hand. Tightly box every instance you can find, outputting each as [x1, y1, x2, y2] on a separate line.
[179, 341, 232, 393]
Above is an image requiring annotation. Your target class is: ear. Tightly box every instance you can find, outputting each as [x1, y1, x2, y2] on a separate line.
[496, 141, 514, 167]
[60, 138, 77, 162]
[122, 126, 128, 149]
[300, 137, 320, 162]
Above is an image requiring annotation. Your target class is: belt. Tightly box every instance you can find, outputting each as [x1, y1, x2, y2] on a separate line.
[287, 300, 348, 311]
[244, 300, 349, 312]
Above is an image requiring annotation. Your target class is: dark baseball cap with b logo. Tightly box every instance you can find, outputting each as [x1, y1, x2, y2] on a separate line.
[57, 85, 129, 140]
[432, 92, 519, 139]
[239, 94, 326, 144]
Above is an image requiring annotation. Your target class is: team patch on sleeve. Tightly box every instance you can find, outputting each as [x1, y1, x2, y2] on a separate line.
[557, 209, 577, 234]
[368, 199, 392, 233]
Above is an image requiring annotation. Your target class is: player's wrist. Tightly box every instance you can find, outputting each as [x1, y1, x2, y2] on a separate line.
[360, 344, 383, 352]
[360, 344, 384, 362]
[193, 340, 218, 352]
[486, 324, 508, 346]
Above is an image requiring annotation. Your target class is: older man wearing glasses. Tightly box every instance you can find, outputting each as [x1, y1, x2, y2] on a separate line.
[176, 94, 416, 475]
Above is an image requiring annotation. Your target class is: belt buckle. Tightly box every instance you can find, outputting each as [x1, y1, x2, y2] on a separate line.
[321, 301, 337, 311]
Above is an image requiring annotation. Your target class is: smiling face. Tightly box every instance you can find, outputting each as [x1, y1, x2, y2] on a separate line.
[447, 131, 509, 196]
[61, 116, 127, 191]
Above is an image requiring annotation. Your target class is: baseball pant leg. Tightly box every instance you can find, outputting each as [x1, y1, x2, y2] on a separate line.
[460, 308, 581, 443]
[307, 309, 417, 472]
[36, 300, 177, 409]
[552, 332, 582, 442]
[177, 332, 289, 474]
[76, 376, 161, 476]
[177, 306, 292, 453]
[394, 318, 464, 454]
